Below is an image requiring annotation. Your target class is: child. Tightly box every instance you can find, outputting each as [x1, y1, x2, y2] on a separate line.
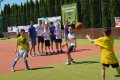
[86, 28, 120, 80]
[54, 23, 64, 53]
[64, 20, 69, 49]
[49, 22, 57, 53]
[63, 26, 77, 65]
[11, 29, 30, 72]
[28, 21, 36, 56]
[42, 27, 51, 55]
[36, 20, 44, 54]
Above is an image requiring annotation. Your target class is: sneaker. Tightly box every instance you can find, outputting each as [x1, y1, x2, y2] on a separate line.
[48, 52, 52, 55]
[56, 51, 59, 54]
[11, 67, 15, 72]
[30, 54, 32, 57]
[25, 66, 30, 70]
[65, 62, 71, 65]
[60, 50, 64, 53]
[46, 52, 49, 55]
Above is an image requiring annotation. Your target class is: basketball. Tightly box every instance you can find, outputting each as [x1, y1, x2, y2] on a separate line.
[75, 22, 83, 29]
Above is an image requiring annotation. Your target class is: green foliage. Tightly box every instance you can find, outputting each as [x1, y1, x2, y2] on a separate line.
[101, 0, 111, 27]
[1, 0, 120, 31]
[80, 0, 91, 28]
[89, 0, 101, 28]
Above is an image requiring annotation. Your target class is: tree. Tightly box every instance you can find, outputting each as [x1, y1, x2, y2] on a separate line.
[34, 0, 39, 23]
[101, 0, 111, 27]
[80, 0, 91, 28]
[110, 0, 120, 27]
[29, 0, 35, 21]
[47, 0, 55, 17]
[55, 0, 61, 16]
[89, 0, 101, 28]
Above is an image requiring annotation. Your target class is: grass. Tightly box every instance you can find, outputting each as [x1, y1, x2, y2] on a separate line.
[0, 53, 120, 80]
[1, 38, 120, 46]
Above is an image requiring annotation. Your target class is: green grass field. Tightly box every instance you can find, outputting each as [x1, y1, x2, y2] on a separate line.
[0, 38, 120, 46]
[0, 38, 120, 80]
[0, 53, 120, 80]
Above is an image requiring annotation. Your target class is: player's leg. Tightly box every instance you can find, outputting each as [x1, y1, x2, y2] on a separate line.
[37, 36, 40, 53]
[11, 51, 22, 72]
[11, 57, 19, 72]
[41, 36, 44, 53]
[45, 40, 48, 55]
[32, 38, 36, 56]
[29, 38, 34, 56]
[54, 39, 58, 53]
[23, 50, 30, 70]
[47, 40, 51, 55]
[64, 34, 68, 49]
[101, 64, 106, 80]
[24, 58, 30, 70]
[51, 38, 54, 52]
[65, 46, 73, 65]
[111, 63, 120, 77]
[115, 67, 120, 76]
[60, 39, 64, 53]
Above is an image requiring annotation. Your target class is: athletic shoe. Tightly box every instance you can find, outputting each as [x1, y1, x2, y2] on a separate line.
[30, 54, 32, 57]
[65, 62, 71, 65]
[60, 50, 64, 53]
[48, 52, 52, 55]
[56, 51, 59, 54]
[11, 67, 15, 72]
[46, 52, 49, 55]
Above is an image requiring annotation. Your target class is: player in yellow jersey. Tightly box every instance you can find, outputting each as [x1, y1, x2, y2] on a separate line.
[86, 28, 120, 80]
[11, 29, 30, 72]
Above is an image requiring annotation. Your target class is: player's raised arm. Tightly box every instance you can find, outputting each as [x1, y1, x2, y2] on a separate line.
[85, 34, 94, 43]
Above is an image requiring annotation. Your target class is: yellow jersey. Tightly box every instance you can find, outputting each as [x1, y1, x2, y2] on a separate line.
[94, 36, 118, 64]
[17, 36, 29, 50]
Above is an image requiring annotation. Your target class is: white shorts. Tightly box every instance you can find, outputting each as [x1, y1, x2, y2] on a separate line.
[17, 50, 28, 58]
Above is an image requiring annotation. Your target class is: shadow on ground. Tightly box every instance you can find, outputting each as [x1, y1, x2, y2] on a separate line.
[72, 61, 100, 65]
[31, 66, 54, 70]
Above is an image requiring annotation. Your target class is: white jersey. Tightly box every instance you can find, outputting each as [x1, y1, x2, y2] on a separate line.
[43, 30, 50, 40]
[36, 25, 44, 36]
[68, 33, 76, 46]
[55, 27, 62, 39]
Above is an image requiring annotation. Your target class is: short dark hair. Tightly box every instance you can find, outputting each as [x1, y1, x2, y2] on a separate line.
[50, 22, 53, 24]
[104, 27, 111, 36]
[20, 29, 25, 32]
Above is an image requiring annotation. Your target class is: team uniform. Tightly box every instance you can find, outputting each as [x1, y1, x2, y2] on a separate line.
[36, 25, 44, 43]
[17, 36, 29, 58]
[28, 26, 36, 46]
[43, 30, 50, 47]
[55, 27, 62, 43]
[49, 25, 56, 42]
[94, 36, 119, 68]
[67, 33, 76, 54]
[12, 36, 30, 71]
[64, 24, 69, 42]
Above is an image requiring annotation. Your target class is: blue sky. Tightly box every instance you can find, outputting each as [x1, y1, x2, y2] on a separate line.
[0, 0, 36, 11]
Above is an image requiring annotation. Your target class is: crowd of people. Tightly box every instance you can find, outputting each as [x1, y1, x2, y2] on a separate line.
[28, 20, 69, 56]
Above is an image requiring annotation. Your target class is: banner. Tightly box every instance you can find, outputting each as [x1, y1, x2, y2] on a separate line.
[61, 3, 78, 25]
[115, 17, 120, 27]
[38, 16, 61, 27]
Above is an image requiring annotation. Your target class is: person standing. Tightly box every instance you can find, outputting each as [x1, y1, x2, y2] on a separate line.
[28, 21, 36, 57]
[86, 28, 120, 80]
[49, 22, 57, 53]
[11, 29, 30, 72]
[64, 20, 69, 49]
[36, 20, 44, 54]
